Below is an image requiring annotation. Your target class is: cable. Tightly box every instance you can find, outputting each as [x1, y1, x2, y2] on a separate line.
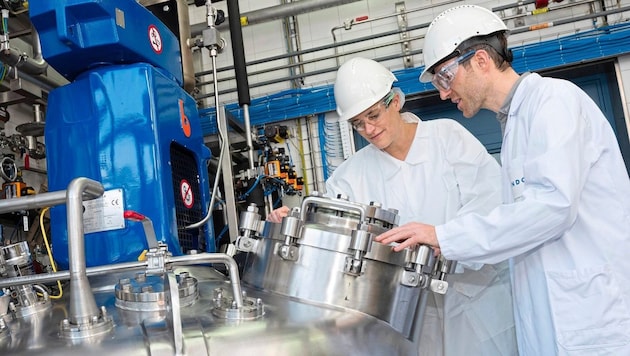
[8, 223, 16, 244]
[237, 174, 264, 201]
[317, 113, 330, 180]
[273, 196, 283, 209]
[215, 224, 229, 250]
[38, 207, 63, 299]
[0, 9, 7, 35]
[0, 64, 7, 82]
[283, 142, 292, 165]
[320, 113, 347, 178]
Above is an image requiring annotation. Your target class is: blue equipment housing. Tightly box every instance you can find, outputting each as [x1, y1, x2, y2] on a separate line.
[29, 0, 215, 267]
[29, 0, 183, 85]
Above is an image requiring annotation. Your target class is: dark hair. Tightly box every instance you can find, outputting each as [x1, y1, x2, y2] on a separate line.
[429, 31, 512, 74]
[458, 31, 513, 71]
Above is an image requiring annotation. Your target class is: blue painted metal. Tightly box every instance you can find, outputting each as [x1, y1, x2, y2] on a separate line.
[29, 0, 183, 85]
[45, 63, 214, 268]
[29, 0, 215, 267]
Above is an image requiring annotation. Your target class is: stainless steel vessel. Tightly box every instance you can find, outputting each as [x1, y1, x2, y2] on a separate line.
[1, 266, 420, 355]
[0, 179, 425, 355]
[237, 194, 454, 341]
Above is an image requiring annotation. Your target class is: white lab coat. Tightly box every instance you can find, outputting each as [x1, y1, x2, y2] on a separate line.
[437, 73, 630, 355]
[326, 113, 517, 356]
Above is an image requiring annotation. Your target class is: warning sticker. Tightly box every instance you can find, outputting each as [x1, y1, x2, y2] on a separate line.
[148, 25, 163, 54]
[180, 179, 194, 209]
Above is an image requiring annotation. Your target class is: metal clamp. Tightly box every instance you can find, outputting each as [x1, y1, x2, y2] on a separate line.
[400, 270, 429, 288]
[277, 207, 302, 261]
[235, 204, 264, 253]
[401, 244, 445, 292]
[344, 223, 373, 276]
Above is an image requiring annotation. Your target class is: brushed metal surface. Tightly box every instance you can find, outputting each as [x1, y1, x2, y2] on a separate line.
[0, 266, 417, 355]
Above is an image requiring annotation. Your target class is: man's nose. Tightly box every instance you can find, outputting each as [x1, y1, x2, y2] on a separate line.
[439, 87, 451, 100]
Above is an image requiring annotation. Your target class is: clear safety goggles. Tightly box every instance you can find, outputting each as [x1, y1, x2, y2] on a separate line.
[349, 91, 395, 132]
[431, 50, 476, 91]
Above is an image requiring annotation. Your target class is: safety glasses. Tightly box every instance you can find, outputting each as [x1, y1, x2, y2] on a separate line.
[431, 50, 476, 91]
[349, 91, 395, 132]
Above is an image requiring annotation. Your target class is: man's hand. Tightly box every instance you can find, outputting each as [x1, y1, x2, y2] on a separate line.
[375, 222, 440, 253]
[266, 206, 290, 223]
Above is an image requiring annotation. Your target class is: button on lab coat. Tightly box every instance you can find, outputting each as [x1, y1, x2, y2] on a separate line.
[326, 113, 517, 356]
[437, 73, 630, 355]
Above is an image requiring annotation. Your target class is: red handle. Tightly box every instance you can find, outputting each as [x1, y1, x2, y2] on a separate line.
[124, 210, 146, 221]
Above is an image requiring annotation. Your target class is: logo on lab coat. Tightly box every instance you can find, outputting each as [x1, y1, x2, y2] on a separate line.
[511, 176, 526, 201]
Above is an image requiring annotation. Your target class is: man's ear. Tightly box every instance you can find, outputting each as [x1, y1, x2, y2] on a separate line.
[474, 49, 492, 71]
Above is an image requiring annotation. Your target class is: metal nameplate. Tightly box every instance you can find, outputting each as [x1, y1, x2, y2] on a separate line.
[83, 188, 125, 234]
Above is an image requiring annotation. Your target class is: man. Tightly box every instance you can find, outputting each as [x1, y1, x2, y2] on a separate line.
[269, 56, 517, 356]
[376, 4, 630, 356]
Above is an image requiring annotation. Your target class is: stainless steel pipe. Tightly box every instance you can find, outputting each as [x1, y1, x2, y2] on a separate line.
[66, 177, 105, 325]
[169, 253, 244, 307]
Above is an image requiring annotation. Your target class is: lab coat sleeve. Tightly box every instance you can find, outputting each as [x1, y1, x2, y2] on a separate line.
[324, 162, 353, 199]
[323, 146, 377, 200]
[441, 120, 502, 217]
[437, 80, 591, 264]
[324, 173, 345, 199]
[439, 120, 502, 270]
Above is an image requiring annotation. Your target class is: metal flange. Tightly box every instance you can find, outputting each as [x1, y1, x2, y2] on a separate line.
[211, 287, 264, 320]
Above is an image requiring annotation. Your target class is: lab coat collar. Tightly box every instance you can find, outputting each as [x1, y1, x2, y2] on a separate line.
[498, 71, 532, 134]
[505, 72, 538, 116]
[502, 72, 536, 139]
[379, 113, 428, 180]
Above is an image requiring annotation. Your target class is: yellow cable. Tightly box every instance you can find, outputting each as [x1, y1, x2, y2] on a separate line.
[39, 207, 63, 299]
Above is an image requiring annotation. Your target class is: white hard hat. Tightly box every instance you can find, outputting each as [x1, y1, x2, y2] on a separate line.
[334, 57, 397, 121]
[419, 4, 508, 83]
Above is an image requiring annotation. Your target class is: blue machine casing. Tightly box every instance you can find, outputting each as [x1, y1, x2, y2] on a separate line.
[29, 0, 215, 268]
[29, 0, 183, 85]
[45, 63, 215, 268]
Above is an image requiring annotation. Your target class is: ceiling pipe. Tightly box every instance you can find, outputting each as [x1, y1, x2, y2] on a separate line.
[191, 0, 363, 36]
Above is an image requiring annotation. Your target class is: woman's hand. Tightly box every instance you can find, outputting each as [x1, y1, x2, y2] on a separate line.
[266, 205, 290, 223]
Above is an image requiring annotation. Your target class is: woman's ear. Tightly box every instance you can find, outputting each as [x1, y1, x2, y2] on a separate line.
[392, 92, 402, 111]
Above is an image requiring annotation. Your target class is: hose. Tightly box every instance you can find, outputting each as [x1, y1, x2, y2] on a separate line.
[38, 207, 63, 299]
